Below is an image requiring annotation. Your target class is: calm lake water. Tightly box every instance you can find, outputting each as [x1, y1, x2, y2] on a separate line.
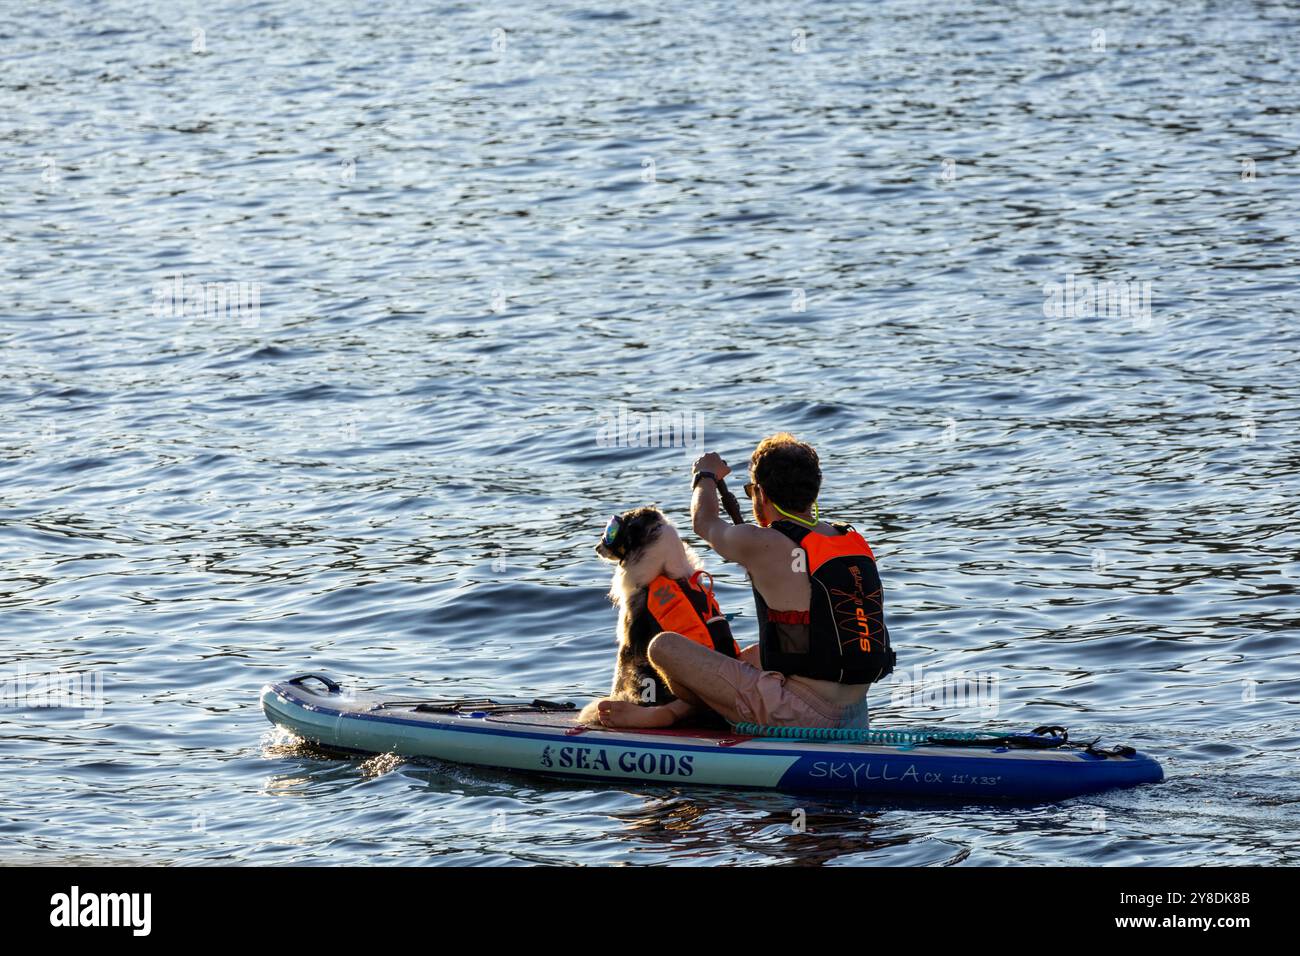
[2, 0, 1298, 865]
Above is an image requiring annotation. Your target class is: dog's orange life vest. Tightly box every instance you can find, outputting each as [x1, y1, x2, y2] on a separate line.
[646, 570, 740, 657]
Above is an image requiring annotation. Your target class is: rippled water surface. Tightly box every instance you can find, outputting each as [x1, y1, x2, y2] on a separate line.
[3, 0, 1299, 865]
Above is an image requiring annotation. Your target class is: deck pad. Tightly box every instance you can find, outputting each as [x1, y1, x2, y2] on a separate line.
[483, 710, 585, 730]
[483, 710, 748, 741]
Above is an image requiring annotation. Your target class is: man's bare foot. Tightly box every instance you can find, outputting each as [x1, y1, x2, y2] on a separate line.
[597, 699, 674, 729]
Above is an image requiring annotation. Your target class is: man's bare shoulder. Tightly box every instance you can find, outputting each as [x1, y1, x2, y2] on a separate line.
[728, 523, 811, 565]
[702, 521, 787, 564]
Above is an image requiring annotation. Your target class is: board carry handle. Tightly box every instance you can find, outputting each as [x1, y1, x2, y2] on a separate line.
[287, 673, 342, 693]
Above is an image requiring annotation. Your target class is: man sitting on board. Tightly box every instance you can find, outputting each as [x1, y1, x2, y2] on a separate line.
[594, 432, 895, 730]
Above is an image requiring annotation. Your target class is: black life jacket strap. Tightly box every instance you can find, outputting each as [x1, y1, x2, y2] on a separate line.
[769, 519, 810, 544]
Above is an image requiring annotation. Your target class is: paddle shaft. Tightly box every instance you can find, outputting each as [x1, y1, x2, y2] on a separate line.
[715, 477, 745, 526]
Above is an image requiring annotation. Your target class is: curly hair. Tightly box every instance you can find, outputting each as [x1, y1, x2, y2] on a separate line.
[749, 432, 821, 512]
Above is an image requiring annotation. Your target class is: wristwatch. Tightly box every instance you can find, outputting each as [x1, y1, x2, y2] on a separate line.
[692, 470, 717, 489]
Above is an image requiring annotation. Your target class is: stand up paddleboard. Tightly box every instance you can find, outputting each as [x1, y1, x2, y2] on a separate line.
[261, 674, 1163, 802]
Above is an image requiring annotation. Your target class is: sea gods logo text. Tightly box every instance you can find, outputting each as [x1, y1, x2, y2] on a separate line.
[541, 745, 694, 778]
[50, 886, 151, 936]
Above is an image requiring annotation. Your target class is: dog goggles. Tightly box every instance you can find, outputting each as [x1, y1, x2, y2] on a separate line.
[602, 514, 624, 551]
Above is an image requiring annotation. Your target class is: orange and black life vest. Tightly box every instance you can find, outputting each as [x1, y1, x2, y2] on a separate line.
[755, 520, 895, 684]
[645, 570, 740, 657]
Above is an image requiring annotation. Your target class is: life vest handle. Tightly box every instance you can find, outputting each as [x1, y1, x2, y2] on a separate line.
[689, 568, 716, 599]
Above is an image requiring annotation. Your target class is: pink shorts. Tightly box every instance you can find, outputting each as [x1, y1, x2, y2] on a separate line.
[693, 649, 870, 730]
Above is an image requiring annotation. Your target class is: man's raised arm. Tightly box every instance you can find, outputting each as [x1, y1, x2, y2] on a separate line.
[691, 453, 766, 564]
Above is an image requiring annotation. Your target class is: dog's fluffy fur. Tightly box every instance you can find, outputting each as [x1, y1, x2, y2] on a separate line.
[580, 507, 703, 724]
